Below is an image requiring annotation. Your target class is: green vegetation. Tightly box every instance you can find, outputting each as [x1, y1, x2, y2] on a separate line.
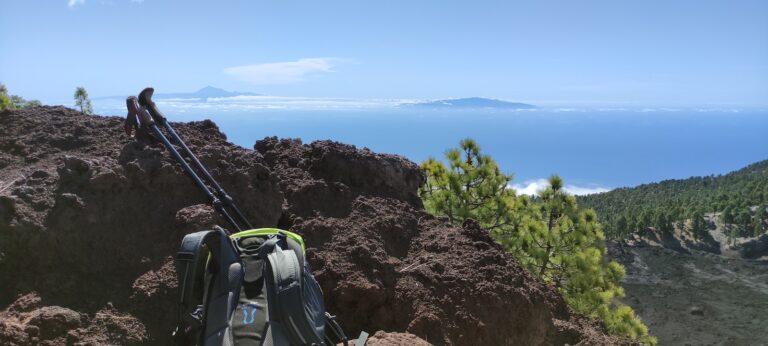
[691, 210, 708, 239]
[74, 86, 93, 114]
[419, 139, 656, 345]
[755, 206, 767, 237]
[1, 84, 16, 110]
[1, 83, 43, 110]
[578, 160, 768, 239]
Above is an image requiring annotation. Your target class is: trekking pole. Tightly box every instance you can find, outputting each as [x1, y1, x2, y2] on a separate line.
[126, 96, 244, 233]
[138, 88, 254, 231]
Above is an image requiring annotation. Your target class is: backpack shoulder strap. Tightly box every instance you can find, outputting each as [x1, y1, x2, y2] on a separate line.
[174, 229, 243, 346]
[174, 230, 211, 344]
[259, 232, 327, 345]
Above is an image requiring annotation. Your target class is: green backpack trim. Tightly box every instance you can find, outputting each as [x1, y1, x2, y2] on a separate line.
[230, 228, 306, 253]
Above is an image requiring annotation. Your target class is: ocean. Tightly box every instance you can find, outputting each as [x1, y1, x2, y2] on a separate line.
[93, 99, 768, 193]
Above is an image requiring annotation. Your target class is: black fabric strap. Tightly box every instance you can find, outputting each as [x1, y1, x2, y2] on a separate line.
[174, 231, 213, 344]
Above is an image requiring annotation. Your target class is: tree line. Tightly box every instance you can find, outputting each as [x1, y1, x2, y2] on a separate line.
[1, 84, 93, 114]
[577, 160, 768, 240]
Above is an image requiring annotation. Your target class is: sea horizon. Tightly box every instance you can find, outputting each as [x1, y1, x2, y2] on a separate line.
[89, 97, 768, 195]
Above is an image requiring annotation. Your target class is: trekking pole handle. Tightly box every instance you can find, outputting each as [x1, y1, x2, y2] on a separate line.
[138, 87, 167, 124]
[137, 107, 154, 126]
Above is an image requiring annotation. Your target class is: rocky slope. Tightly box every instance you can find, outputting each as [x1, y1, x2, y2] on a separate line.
[613, 212, 768, 345]
[611, 244, 768, 345]
[625, 212, 768, 259]
[0, 107, 623, 345]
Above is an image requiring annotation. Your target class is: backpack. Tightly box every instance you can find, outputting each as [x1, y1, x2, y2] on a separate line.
[173, 227, 358, 346]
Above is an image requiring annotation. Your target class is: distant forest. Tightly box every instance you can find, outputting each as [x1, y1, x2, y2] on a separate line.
[578, 160, 768, 239]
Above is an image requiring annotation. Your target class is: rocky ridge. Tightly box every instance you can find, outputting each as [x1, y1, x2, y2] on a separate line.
[0, 107, 624, 345]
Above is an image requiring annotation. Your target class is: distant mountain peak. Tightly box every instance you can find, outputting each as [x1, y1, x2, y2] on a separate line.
[406, 97, 536, 110]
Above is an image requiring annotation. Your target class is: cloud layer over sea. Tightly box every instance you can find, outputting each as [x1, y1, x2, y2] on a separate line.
[92, 95, 757, 115]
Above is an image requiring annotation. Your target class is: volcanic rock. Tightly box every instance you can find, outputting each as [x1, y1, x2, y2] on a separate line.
[0, 107, 624, 345]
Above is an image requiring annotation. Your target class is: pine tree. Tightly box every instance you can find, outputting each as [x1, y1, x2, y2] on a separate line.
[721, 206, 734, 232]
[653, 211, 670, 233]
[627, 214, 638, 235]
[616, 214, 628, 237]
[420, 139, 518, 231]
[691, 210, 708, 239]
[74, 86, 93, 114]
[639, 210, 652, 234]
[755, 206, 767, 237]
[736, 209, 752, 237]
[420, 140, 655, 345]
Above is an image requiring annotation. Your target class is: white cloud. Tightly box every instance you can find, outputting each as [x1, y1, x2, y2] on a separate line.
[512, 179, 550, 196]
[562, 184, 611, 196]
[91, 95, 411, 113]
[512, 179, 610, 196]
[203, 95, 403, 110]
[224, 58, 343, 85]
[68, 0, 85, 7]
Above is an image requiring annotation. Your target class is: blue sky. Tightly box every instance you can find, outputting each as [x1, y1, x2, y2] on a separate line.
[1, 0, 767, 106]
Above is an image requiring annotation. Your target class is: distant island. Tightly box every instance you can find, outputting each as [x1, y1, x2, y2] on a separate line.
[405, 97, 536, 110]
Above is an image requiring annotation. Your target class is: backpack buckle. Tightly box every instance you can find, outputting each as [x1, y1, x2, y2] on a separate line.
[190, 305, 204, 322]
[172, 306, 203, 346]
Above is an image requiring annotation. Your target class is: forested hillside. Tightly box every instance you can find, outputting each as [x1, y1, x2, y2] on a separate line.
[578, 160, 768, 239]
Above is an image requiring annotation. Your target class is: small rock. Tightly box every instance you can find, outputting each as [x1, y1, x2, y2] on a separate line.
[689, 306, 704, 316]
[62, 156, 90, 173]
[26, 306, 83, 339]
[89, 169, 123, 190]
[366, 331, 432, 346]
[8, 292, 43, 313]
[175, 204, 216, 231]
[0, 319, 29, 345]
[58, 193, 86, 209]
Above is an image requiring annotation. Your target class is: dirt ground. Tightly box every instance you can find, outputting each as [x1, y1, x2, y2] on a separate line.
[0, 106, 623, 345]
